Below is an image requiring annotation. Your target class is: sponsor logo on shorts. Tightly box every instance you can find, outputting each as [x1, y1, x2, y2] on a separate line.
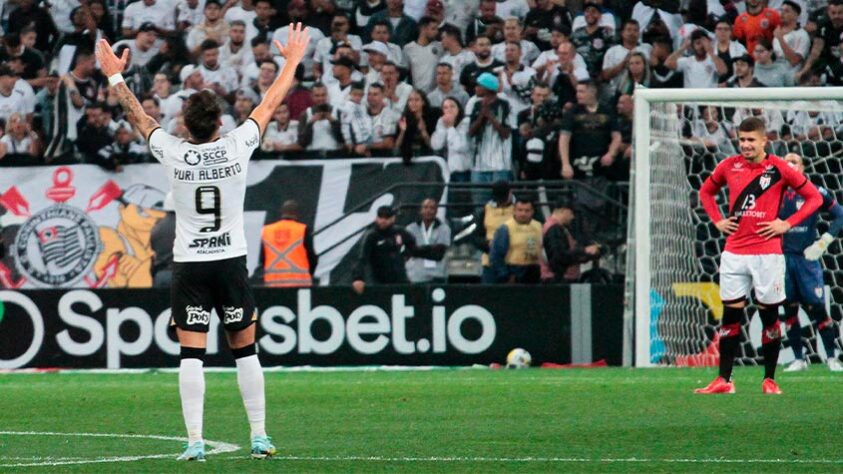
[223, 306, 243, 324]
[185, 306, 211, 325]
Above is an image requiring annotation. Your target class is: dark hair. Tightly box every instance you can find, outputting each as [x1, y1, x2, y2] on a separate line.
[251, 35, 268, 48]
[506, 40, 521, 50]
[311, 81, 327, 91]
[621, 19, 639, 30]
[755, 37, 773, 51]
[5, 32, 21, 48]
[200, 39, 220, 51]
[690, 29, 708, 42]
[371, 19, 392, 36]
[184, 90, 222, 141]
[381, 61, 399, 72]
[436, 62, 453, 70]
[514, 195, 534, 207]
[738, 117, 766, 134]
[141, 95, 160, 107]
[441, 96, 464, 125]
[230, 19, 246, 28]
[281, 199, 299, 217]
[260, 59, 279, 72]
[418, 15, 438, 28]
[440, 24, 463, 46]
[651, 36, 672, 47]
[400, 89, 437, 163]
[368, 82, 385, 92]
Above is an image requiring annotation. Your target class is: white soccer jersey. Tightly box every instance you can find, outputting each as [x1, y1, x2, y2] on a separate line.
[148, 119, 260, 262]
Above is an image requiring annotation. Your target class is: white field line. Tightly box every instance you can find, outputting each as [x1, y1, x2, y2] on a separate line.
[0, 431, 240, 468]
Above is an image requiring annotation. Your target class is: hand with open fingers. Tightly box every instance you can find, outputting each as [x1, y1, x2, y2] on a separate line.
[757, 218, 791, 240]
[95, 38, 128, 78]
[274, 22, 311, 65]
[715, 216, 739, 235]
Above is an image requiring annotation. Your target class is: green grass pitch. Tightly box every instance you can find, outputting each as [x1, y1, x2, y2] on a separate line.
[1, 367, 841, 473]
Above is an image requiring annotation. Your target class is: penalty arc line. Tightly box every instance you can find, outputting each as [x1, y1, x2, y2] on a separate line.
[0, 431, 240, 468]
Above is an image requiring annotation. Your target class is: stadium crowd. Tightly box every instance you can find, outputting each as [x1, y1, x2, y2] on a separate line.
[1, 0, 842, 284]
[4, 0, 842, 169]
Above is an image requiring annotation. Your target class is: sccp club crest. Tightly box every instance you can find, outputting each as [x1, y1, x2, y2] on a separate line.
[6, 167, 103, 287]
[14, 204, 100, 287]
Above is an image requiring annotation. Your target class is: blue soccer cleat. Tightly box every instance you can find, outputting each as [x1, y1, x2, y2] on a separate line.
[176, 441, 206, 461]
[251, 435, 277, 459]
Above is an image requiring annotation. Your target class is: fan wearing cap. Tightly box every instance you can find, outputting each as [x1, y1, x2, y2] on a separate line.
[98, 120, 148, 170]
[326, 55, 360, 107]
[186, 0, 229, 54]
[570, 1, 615, 79]
[466, 71, 516, 184]
[112, 22, 162, 68]
[541, 198, 600, 283]
[351, 205, 447, 294]
[366, 20, 408, 68]
[121, 0, 176, 38]
[362, 41, 391, 84]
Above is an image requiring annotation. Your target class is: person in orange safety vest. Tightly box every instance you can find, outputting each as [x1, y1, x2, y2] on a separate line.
[258, 200, 318, 287]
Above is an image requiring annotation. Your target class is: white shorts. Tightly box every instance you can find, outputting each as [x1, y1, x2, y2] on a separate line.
[719, 251, 785, 305]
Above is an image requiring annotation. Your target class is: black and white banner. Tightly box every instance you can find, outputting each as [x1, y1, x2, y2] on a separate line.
[0, 157, 447, 289]
[0, 286, 590, 369]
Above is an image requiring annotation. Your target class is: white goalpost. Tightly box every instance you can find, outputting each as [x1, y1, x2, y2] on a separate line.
[625, 86, 843, 367]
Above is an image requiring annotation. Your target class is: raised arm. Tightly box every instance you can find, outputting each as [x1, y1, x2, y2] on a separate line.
[95, 39, 160, 141]
[250, 23, 312, 135]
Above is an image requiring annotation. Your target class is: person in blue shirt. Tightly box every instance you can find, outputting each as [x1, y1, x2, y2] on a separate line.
[779, 153, 843, 372]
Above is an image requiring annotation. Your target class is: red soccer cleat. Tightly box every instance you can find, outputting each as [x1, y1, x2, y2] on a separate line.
[762, 378, 782, 394]
[694, 376, 735, 394]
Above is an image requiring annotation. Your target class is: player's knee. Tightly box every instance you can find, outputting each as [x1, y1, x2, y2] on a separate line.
[720, 306, 744, 338]
[180, 346, 206, 362]
[231, 344, 256, 360]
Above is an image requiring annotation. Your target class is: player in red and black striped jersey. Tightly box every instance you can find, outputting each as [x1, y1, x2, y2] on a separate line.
[695, 117, 822, 395]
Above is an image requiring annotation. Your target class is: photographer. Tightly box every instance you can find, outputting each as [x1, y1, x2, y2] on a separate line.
[298, 83, 344, 157]
[541, 199, 601, 283]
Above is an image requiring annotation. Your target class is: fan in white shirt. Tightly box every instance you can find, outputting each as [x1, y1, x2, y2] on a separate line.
[491, 18, 540, 67]
[112, 25, 161, 68]
[772, 1, 811, 75]
[665, 30, 727, 89]
[121, 0, 176, 37]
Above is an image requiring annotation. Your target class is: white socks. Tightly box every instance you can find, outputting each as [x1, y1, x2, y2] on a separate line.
[236, 354, 267, 438]
[179, 358, 205, 444]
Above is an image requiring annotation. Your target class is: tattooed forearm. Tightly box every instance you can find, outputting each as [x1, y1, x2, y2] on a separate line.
[112, 82, 158, 136]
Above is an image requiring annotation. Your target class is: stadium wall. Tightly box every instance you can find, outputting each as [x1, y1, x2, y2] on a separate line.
[0, 285, 623, 369]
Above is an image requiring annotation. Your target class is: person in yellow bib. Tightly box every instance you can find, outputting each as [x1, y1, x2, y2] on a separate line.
[257, 200, 318, 287]
[489, 196, 543, 284]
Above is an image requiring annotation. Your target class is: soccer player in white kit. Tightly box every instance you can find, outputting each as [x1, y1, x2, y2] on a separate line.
[95, 24, 311, 461]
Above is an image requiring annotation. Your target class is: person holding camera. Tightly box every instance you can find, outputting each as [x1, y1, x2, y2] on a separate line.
[540, 198, 601, 283]
[298, 83, 343, 156]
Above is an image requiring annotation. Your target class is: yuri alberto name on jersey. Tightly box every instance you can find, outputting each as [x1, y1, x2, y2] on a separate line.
[174, 162, 243, 182]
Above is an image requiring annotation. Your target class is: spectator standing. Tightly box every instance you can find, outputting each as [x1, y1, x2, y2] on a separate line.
[352, 205, 445, 294]
[571, 1, 616, 79]
[601, 19, 652, 96]
[245, 0, 281, 44]
[353, 0, 387, 34]
[465, 0, 504, 45]
[298, 83, 344, 155]
[496, 41, 537, 116]
[459, 35, 504, 92]
[186, 0, 229, 53]
[713, 19, 748, 82]
[439, 24, 475, 83]
[220, 21, 255, 72]
[98, 120, 148, 169]
[431, 96, 471, 182]
[150, 193, 176, 288]
[366, 0, 419, 47]
[0, 113, 40, 158]
[176, 0, 206, 31]
[340, 81, 372, 155]
[772, 1, 811, 75]
[752, 38, 795, 86]
[427, 63, 470, 108]
[380, 61, 414, 115]
[362, 83, 398, 156]
[395, 89, 438, 163]
[540, 198, 600, 283]
[75, 102, 113, 165]
[366, 20, 407, 67]
[665, 30, 728, 88]
[491, 18, 540, 67]
[649, 36, 684, 88]
[798, 1, 843, 84]
[403, 16, 443, 93]
[489, 197, 542, 284]
[523, 0, 572, 52]
[516, 82, 561, 180]
[261, 103, 302, 155]
[725, 53, 766, 87]
[9, 0, 60, 52]
[0, 33, 47, 89]
[467, 72, 515, 186]
[197, 40, 240, 99]
[121, 0, 177, 37]
[615, 51, 651, 96]
[733, 0, 781, 54]
[405, 198, 452, 283]
[313, 13, 363, 81]
[112, 23, 161, 69]
[0, 65, 28, 124]
[258, 200, 318, 287]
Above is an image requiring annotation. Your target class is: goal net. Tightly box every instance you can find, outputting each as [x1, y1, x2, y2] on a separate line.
[626, 87, 843, 367]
